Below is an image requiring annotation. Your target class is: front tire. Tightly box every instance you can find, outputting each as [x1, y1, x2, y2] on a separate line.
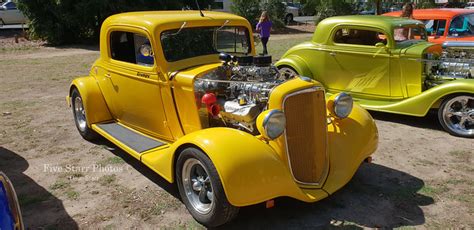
[285, 14, 293, 25]
[71, 88, 98, 141]
[438, 94, 474, 138]
[278, 66, 299, 80]
[176, 147, 239, 227]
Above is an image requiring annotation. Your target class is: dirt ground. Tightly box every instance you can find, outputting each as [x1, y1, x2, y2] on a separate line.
[0, 31, 473, 229]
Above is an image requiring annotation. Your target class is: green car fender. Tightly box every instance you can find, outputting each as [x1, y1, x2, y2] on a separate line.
[276, 54, 313, 79]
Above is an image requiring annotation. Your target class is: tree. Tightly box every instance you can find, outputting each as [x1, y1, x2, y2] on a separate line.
[17, 0, 212, 45]
[230, 0, 261, 26]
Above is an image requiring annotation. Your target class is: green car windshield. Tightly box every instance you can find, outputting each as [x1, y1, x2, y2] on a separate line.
[394, 25, 428, 48]
[160, 26, 251, 62]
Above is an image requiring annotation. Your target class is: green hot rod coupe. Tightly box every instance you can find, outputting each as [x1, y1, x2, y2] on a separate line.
[276, 15, 474, 138]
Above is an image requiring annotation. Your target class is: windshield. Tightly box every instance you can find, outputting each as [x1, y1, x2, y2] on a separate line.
[448, 13, 474, 37]
[161, 26, 251, 62]
[394, 25, 427, 47]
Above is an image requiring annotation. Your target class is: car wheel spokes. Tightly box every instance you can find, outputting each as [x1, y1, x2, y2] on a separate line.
[443, 96, 474, 135]
[183, 158, 214, 214]
[74, 97, 87, 132]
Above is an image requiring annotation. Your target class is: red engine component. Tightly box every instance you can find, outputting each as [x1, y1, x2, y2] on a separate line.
[201, 93, 220, 117]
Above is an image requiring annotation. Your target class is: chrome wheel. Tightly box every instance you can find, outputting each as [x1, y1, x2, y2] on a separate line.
[279, 67, 298, 80]
[182, 158, 214, 215]
[74, 96, 87, 132]
[441, 95, 474, 137]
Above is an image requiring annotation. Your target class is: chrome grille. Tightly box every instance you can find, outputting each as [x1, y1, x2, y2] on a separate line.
[283, 88, 328, 185]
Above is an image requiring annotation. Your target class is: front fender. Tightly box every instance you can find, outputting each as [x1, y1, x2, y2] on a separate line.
[142, 128, 319, 207]
[275, 55, 313, 78]
[323, 104, 378, 194]
[360, 79, 474, 116]
[68, 76, 112, 125]
[172, 128, 312, 206]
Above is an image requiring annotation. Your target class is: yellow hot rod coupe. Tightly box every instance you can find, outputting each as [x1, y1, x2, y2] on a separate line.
[276, 16, 474, 138]
[67, 11, 378, 227]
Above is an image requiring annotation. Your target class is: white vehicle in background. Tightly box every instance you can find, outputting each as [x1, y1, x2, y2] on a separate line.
[0, 1, 27, 25]
[466, 2, 474, 9]
[282, 2, 299, 24]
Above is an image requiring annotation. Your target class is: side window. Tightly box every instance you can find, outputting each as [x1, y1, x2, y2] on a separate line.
[110, 31, 154, 67]
[423, 20, 447, 36]
[334, 28, 387, 46]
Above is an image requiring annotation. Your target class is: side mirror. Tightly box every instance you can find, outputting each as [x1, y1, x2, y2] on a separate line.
[375, 42, 386, 48]
[0, 172, 23, 230]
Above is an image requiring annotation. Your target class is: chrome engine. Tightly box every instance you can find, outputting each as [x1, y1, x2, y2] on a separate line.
[424, 42, 474, 89]
[194, 54, 285, 133]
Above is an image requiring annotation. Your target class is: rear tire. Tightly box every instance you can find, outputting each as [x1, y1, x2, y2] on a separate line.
[438, 94, 474, 138]
[71, 88, 98, 141]
[176, 147, 239, 227]
[285, 14, 293, 25]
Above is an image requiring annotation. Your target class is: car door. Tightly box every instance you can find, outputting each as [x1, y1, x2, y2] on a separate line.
[322, 26, 391, 98]
[98, 28, 173, 140]
[1, 2, 24, 24]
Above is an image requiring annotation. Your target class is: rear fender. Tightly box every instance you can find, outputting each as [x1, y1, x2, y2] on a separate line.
[68, 76, 112, 126]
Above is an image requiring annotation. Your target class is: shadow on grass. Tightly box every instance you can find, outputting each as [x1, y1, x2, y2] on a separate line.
[91, 134, 433, 229]
[218, 163, 433, 229]
[369, 110, 444, 132]
[0, 147, 78, 229]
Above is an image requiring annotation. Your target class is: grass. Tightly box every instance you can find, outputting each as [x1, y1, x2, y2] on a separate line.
[97, 156, 125, 166]
[49, 180, 70, 190]
[66, 190, 80, 200]
[419, 184, 449, 197]
[255, 34, 313, 60]
[98, 174, 116, 186]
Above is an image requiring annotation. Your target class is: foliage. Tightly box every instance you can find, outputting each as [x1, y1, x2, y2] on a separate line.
[260, 0, 286, 28]
[17, 0, 213, 45]
[417, 0, 436, 9]
[230, 0, 261, 26]
[302, 0, 319, 16]
[315, 0, 353, 24]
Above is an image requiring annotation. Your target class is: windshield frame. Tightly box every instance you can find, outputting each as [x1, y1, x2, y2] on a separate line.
[159, 25, 252, 63]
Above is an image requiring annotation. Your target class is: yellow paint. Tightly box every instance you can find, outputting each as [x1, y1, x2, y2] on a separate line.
[69, 11, 378, 207]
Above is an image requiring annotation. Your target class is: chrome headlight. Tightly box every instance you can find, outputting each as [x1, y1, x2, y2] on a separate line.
[329, 92, 353, 119]
[257, 110, 286, 140]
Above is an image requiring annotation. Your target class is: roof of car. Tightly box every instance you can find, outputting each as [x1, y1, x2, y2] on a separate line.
[384, 8, 474, 19]
[313, 15, 423, 43]
[102, 11, 249, 31]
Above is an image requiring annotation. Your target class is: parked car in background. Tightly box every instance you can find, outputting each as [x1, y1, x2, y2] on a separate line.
[0, 1, 27, 25]
[276, 15, 474, 137]
[384, 9, 474, 44]
[282, 2, 299, 23]
[68, 11, 378, 227]
[466, 2, 474, 9]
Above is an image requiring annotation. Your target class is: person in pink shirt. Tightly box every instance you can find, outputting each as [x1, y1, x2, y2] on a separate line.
[256, 11, 272, 55]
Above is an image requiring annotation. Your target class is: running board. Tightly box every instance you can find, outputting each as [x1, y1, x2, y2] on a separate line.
[92, 122, 167, 159]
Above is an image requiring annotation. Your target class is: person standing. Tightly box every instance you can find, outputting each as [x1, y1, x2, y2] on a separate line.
[256, 11, 272, 55]
[401, 2, 414, 19]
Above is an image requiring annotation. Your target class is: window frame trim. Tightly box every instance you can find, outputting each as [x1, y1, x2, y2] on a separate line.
[106, 26, 157, 72]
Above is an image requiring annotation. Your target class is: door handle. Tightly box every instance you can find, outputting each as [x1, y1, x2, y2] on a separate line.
[329, 52, 337, 57]
[105, 73, 111, 79]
